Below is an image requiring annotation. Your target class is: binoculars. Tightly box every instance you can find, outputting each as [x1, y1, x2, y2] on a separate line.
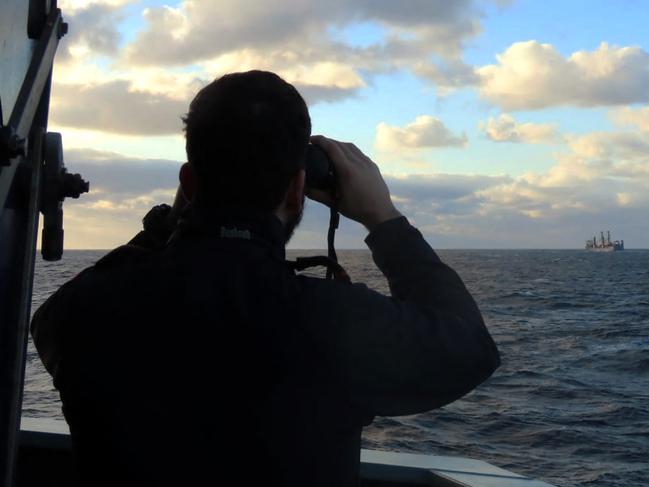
[304, 144, 335, 192]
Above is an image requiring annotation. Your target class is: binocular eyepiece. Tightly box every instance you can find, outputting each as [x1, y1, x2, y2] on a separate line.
[304, 144, 335, 192]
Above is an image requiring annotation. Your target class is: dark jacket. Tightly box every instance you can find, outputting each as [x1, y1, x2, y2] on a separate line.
[31, 209, 500, 486]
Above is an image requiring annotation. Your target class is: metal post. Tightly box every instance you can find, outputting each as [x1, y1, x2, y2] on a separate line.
[0, 6, 65, 485]
[0, 123, 46, 487]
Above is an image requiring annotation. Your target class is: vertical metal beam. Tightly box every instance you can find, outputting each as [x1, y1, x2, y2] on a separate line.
[0, 7, 61, 483]
[0, 84, 49, 487]
[0, 1, 64, 482]
[0, 9, 62, 214]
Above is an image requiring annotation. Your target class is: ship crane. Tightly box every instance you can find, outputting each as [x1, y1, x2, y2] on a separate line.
[586, 230, 625, 251]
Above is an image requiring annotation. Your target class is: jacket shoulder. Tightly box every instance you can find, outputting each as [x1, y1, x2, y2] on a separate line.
[94, 244, 153, 270]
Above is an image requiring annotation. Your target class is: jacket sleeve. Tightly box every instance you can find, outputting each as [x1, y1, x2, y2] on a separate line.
[301, 216, 500, 417]
[30, 265, 96, 382]
[31, 279, 74, 381]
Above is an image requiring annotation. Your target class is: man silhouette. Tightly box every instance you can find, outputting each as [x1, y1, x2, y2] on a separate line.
[31, 70, 499, 486]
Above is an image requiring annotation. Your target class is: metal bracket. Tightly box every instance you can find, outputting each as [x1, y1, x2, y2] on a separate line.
[40, 132, 89, 261]
[0, 126, 26, 166]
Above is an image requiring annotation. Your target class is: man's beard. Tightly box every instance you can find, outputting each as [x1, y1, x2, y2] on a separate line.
[283, 195, 305, 244]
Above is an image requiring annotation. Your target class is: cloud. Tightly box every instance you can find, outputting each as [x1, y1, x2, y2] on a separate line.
[412, 59, 479, 93]
[58, 148, 508, 248]
[115, 0, 490, 97]
[64, 148, 181, 197]
[57, 1, 135, 62]
[376, 115, 467, 152]
[568, 131, 649, 164]
[59, 0, 133, 10]
[481, 114, 558, 143]
[50, 0, 504, 135]
[383, 155, 648, 247]
[50, 69, 364, 136]
[611, 106, 649, 133]
[296, 172, 513, 248]
[200, 53, 366, 104]
[477, 41, 649, 110]
[387, 173, 509, 202]
[124, 0, 481, 66]
[50, 81, 189, 135]
[616, 192, 633, 207]
[470, 117, 649, 234]
[58, 138, 649, 250]
[394, 118, 649, 247]
[51, 54, 368, 136]
[63, 187, 177, 250]
[59, 148, 179, 249]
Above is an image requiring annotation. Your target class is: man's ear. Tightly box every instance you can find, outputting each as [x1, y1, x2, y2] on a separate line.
[285, 169, 306, 211]
[179, 162, 196, 201]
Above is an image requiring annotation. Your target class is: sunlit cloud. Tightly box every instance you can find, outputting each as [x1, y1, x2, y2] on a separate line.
[568, 131, 649, 163]
[51, 81, 188, 135]
[376, 115, 467, 153]
[481, 114, 559, 143]
[611, 106, 649, 133]
[59, 0, 133, 10]
[42, 1, 649, 248]
[57, 1, 132, 61]
[58, 134, 649, 249]
[201, 52, 366, 104]
[477, 41, 649, 110]
[123, 0, 482, 66]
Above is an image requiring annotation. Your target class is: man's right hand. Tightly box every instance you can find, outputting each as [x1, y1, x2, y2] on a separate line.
[307, 135, 402, 232]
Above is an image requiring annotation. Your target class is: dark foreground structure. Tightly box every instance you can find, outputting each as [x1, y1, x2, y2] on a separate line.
[1, 1, 88, 485]
[17, 418, 556, 487]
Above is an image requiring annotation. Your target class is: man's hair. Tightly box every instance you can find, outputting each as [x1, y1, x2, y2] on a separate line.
[183, 70, 311, 212]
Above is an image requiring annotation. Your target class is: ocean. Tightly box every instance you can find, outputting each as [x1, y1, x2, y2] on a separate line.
[25, 249, 649, 487]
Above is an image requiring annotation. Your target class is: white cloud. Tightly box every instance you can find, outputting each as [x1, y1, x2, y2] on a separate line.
[376, 115, 467, 152]
[60, 0, 133, 10]
[124, 0, 482, 66]
[568, 131, 649, 163]
[477, 41, 649, 110]
[58, 2, 132, 60]
[481, 114, 558, 143]
[49, 0, 506, 136]
[44, 3, 649, 249]
[611, 106, 649, 133]
[201, 52, 366, 104]
[114, 0, 490, 97]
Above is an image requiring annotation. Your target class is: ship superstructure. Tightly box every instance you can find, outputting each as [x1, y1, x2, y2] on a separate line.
[585, 231, 624, 251]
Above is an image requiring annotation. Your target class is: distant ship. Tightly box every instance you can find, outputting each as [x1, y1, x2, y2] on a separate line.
[585, 231, 624, 251]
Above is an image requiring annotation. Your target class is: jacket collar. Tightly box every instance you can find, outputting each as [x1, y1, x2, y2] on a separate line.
[174, 204, 287, 260]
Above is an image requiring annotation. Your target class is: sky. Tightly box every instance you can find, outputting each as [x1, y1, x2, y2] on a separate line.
[49, 0, 649, 249]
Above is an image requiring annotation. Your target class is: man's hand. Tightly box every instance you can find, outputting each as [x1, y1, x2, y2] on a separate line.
[307, 135, 402, 232]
